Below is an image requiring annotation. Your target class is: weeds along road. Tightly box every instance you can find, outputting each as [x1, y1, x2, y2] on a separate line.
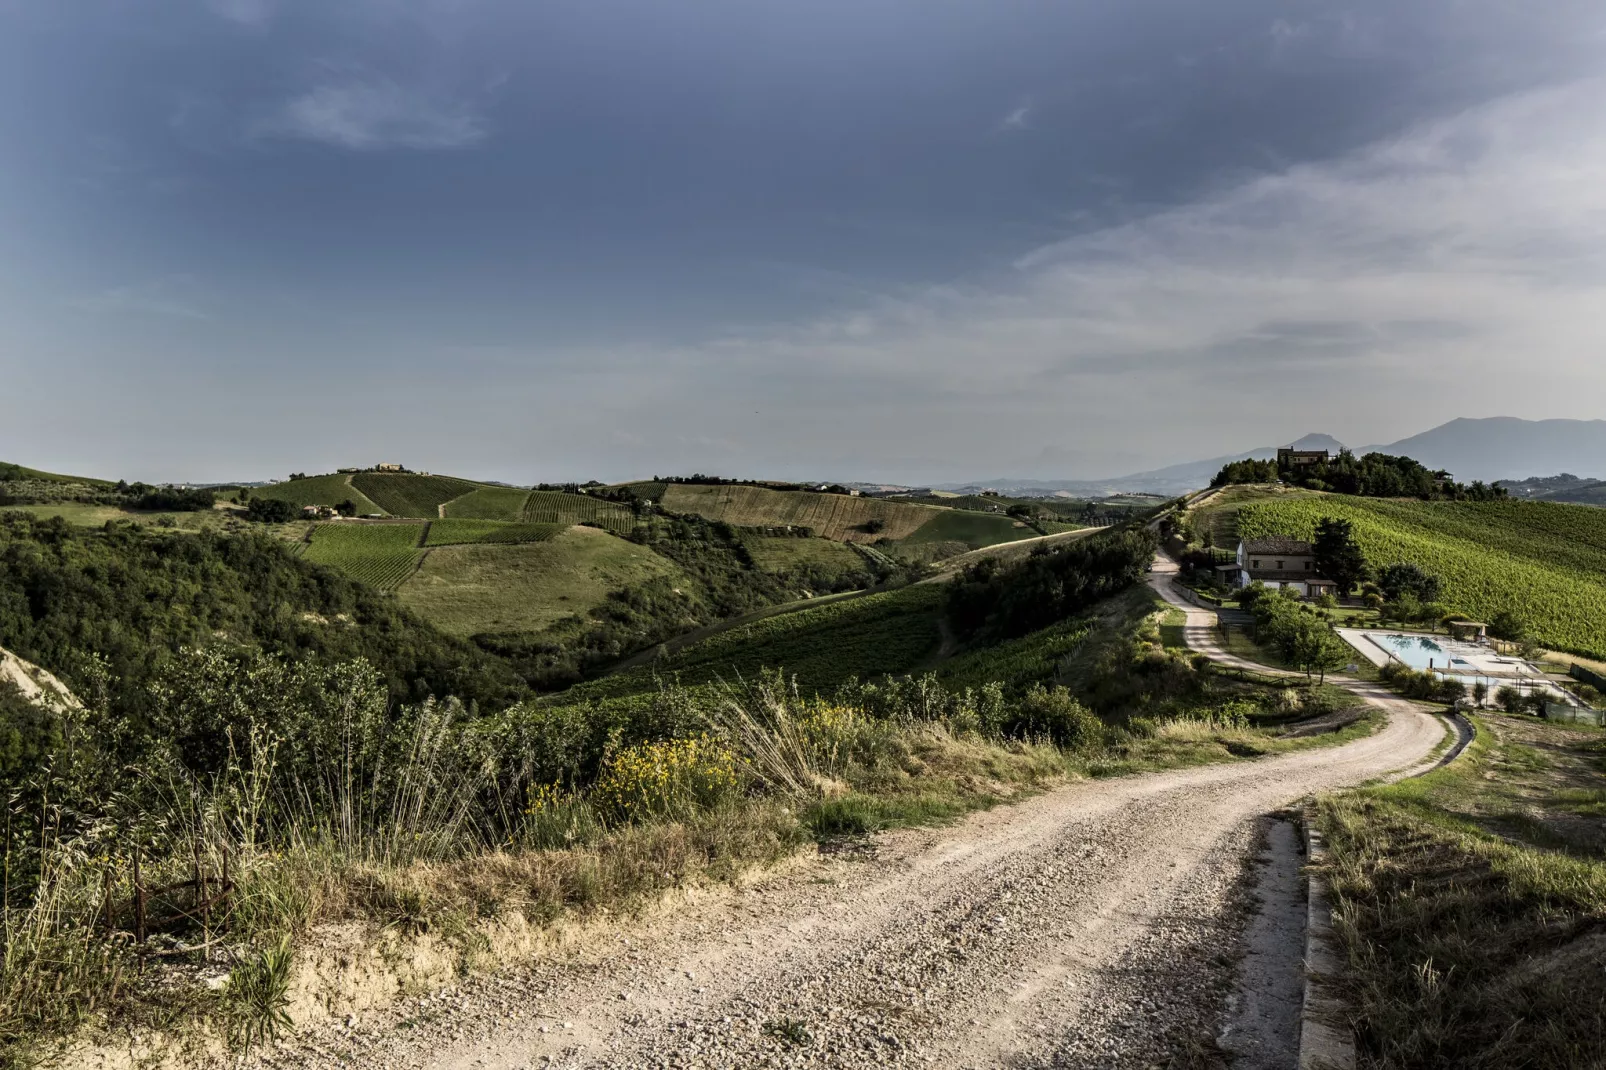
[260, 559, 1444, 1070]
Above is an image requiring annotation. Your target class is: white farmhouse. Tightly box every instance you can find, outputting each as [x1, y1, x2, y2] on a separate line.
[1221, 537, 1338, 599]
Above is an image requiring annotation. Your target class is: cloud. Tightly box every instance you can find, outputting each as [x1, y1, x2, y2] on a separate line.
[999, 100, 1032, 130]
[584, 78, 1606, 476]
[260, 76, 488, 151]
[205, 0, 274, 27]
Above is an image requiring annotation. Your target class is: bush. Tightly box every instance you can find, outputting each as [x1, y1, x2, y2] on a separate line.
[1496, 686, 1525, 714]
[591, 736, 741, 823]
[1489, 610, 1527, 643]
[245, 497, 299, 523]
[1005, 684, 1103, 747]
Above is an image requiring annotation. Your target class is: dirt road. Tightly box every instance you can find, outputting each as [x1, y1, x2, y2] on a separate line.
[263, 579, 1444, 1070]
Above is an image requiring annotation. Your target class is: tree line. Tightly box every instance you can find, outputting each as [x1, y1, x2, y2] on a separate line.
[1212, 450, 1507, 501]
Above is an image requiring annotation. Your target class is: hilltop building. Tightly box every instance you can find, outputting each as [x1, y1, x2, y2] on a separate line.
[1277, 447, 1331, 468]
[1221, 537, 1338, 599]
[375, 463, 404, 472]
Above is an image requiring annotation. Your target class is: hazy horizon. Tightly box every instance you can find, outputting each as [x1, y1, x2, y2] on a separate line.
[5, 1, 1606, 485]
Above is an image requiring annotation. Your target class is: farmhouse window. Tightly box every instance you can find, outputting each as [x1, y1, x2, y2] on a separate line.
[1276, 560, 1284, 570]
[1252, 560, 1261, 569]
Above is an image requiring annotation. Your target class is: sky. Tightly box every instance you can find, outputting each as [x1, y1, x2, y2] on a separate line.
[2, 0, 1605, 485]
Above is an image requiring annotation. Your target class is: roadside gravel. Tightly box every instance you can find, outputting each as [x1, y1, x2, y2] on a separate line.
[253, 699, 1440, 1070]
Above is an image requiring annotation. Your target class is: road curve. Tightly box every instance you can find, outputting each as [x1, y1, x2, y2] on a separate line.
[258, 567, 1445, 1070]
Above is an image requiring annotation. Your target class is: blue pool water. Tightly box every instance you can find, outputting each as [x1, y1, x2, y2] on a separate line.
[1367, 633, 1480, 671]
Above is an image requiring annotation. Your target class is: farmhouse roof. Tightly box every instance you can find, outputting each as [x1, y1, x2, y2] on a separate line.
[1242, 536, 1313, 555]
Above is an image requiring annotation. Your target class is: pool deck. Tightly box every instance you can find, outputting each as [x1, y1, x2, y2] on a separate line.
[1335, 628, 1391, 668]
[1337, 627, 1573, 700]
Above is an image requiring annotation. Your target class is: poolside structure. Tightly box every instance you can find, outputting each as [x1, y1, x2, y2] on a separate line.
[1447, 620, 1488, 641]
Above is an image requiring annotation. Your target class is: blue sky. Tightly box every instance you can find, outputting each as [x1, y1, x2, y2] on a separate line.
[2, 0, 1604, 484]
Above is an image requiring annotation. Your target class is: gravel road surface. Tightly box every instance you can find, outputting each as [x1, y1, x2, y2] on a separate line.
[255, 561, 1443, 1070]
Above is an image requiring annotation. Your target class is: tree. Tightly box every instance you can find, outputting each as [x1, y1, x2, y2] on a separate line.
[1313, 517, 1369, 596]
[1290, 622, 1350, 683]
[245, 497, 299, 523]
[1472, 681, 1489, 707]
[335, 499, 358, 518]
[1496, 685, 1524, 713]
[1489, 610, 1527, 643]
[1378, 562, 1441, 603]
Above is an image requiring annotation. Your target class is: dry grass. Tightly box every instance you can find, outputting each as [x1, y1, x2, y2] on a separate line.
[1319, 715, 1606, 1068]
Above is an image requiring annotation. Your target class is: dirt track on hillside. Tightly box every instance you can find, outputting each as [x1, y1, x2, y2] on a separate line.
[256, 638, 1443, 1069]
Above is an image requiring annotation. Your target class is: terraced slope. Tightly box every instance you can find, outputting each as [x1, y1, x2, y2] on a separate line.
[661, 484, 943, 543]
[424, 520, 563, 546]
[302, 522, 427, 590]
[521, 491, 637, 534]
[350, 473, 482, 518]
[251, 474, 384, 515]
[443, 486, 532, 521]
[1237, 496, 1606, 658]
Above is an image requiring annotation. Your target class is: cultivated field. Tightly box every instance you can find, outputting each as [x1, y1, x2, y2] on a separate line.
[741, 536, 870, 585]
[522, 491, 637, 533]
[592, 582, 946, 696]
[301, 522, 427, 590]
[1236, 496, 1606, 658]
[350, 473, 482, 518]
[661, 484, 944, 543]
[396, 525, 683, 637]
[253, 473, 384, 515]
[442, 486, 532, 521]
[1187, 484, 1318, 548]
[899, 509, 1034, 548]
[424, 519, 563, 546]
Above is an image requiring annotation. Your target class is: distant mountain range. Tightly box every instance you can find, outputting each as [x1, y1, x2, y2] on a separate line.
[938, 418, 1606, 498]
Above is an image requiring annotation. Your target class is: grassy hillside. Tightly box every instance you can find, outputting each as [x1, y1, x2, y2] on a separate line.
[742, 536, 870, 586]
[397, 526, 683, 637]
[423, 519, 563, 546]
[1187, 484, 1319, 548]
[579, 581, 946, 700]
[900, 508, 1034, 548]
[662, 483, 943, 542]
[442, 485, 531, 520]
[0, 461, 117, 488]
[1237, 496, 1606, 657]
[522, 490, 637, 533]
[252, 473, 383, 515]
[350, 473, 481, 518]
[302, 522, 427, 590]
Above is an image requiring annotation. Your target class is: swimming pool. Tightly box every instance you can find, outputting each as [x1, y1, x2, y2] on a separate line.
[1365, 633, 1481, 672]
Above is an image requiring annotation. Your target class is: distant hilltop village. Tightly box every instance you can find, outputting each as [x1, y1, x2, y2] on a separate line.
[336, 463, 430, 475]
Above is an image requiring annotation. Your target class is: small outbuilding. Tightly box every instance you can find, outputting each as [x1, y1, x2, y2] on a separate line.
[1448, 620, 1489, 641]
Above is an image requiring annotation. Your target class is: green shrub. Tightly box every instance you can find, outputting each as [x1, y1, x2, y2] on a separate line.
[592, 736, 741, 823]
[1006, 684, 1103, 747]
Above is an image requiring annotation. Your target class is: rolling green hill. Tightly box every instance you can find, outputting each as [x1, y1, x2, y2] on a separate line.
[522, 490, 638, 533]
[899, 509, 1035, 548]
[301, 522, 427, 590]
[1235, 495, 1606, 658]
[661, 483, 946, 542]
[575, 581, 946, 701]
[423, 519, 563, 546]
[0, 461, 117, 488]
[742, 535, 871, 587]
[350, 473, 482, 518]
[252, 473, 384, 515]
[442, 485, 531, 520]
[397, 525, 684, 637]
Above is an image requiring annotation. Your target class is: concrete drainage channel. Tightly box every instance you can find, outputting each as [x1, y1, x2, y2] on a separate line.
[1294, 711, 1474, 1070]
